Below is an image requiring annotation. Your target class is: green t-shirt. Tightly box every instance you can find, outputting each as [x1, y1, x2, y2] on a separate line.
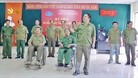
[47, 26, 56, 39]
[31, 25, 42, 34]
[76, 23, 96, 46]
[58, 26, 65, 40]
[29, 34, 46, 46]
[59, 35, 76, 48]
[123, 28, 137, 44]
[15, 25, 28, 40]
[108, 28, 120, 44]
[1, 26, 14, 37]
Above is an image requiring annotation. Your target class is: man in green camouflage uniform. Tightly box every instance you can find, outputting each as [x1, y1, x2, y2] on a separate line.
[15, 20, 28, 59]
[123, 21, 137, 66]
[1, 19, 14, 59]
[47, 20, 56, 57]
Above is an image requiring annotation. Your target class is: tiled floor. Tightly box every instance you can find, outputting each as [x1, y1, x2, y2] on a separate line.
[0, 46, 138, 78]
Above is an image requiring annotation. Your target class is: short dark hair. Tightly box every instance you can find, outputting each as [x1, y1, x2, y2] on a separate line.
[127, 21, 133, 24]
[72, 21, 76, 24]
[112, 21, 118, 25]
[18, 20, 22, 23]
[84, 13, 91, 19]
[5, 19, 10, 23]
[64, 28, 70, 32]
[35, 27, 42, 31]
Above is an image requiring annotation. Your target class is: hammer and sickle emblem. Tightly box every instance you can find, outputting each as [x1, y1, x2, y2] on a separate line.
[7, 8, 13, 14]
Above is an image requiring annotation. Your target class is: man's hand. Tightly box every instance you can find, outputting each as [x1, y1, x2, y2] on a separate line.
[28, 42, 32, 47]
[25, 39, 27, 43]
[91, 43, 95, 48]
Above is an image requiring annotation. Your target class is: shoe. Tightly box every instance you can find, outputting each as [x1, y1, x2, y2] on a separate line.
[73, 71, 80, 76]
[116, 62, 121, 64]
[108, 60, 113, 64]
[131, 64, 136, 66]
[51, 55, 54, 57]
[125, 62, 130, 65]
[21, 55, 24, 59]
[47, 55, 51, 57]
[58, 63, 63, 67]
[64, 64, 69, 67]
[2, 57, 7, 59]
[84, 71, 89, 75]
[35, 61, 41, 65]
[15, 57, 20, 59]
[21, 56, 24, 59]
[8, 57, 12, 59]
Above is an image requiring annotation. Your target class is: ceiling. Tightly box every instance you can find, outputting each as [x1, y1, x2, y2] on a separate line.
[0, 0, 138, 4]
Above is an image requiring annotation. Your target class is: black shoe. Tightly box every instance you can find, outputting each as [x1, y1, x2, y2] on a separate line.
[125, 62, 130, 65]
[116, 62, 121, 64]
[2, 57, 7, 59]
[47, 55, 51, 57]
[21, 57, 24, 59]
[58, 63, 63, 67]
[8, 57, 12, 59]
[64, 64, 69, 67]
[84, 71, 89, 75]
[131, 64, 136, 66]
[51, 55, 54, 57]
[73, 71, 80, 76]
[15, 57, 20, 59]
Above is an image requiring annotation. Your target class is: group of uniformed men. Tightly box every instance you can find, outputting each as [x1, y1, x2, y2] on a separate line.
[0, 13, 137, 76]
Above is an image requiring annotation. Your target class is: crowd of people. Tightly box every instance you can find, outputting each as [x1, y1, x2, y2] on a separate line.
[0, 13, 137, 76]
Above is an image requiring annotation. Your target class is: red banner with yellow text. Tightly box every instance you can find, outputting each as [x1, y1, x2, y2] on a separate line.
[41, 9, 82, 36]
[5, 3, 23, 46]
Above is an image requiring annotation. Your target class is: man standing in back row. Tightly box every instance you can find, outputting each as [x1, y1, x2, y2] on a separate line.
[73, 13, 96, 76]
[31, 20, 42, 35]
[15, 20, 28, 59]
[47, 20, 56, 57]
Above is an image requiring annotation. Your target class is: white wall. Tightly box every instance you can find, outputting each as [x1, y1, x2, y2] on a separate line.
[131, 1, 138, 27]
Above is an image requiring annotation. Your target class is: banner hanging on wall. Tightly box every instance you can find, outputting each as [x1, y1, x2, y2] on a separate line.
[100, 9, 117, 16]
[41, 9, 82, 36]
[5, 3, 23, 28]
[5, 3, 23, 45]
[26, 3, 99, 10]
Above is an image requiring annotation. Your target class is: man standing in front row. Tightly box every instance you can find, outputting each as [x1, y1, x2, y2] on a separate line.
[15, 20, 28, 59]
[73, 13, 96, 76]
[1, 19, 14, 59]
[108, 21, 121, 64]
[123, 21, 137, 66]
[47, 20, 56, 57]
